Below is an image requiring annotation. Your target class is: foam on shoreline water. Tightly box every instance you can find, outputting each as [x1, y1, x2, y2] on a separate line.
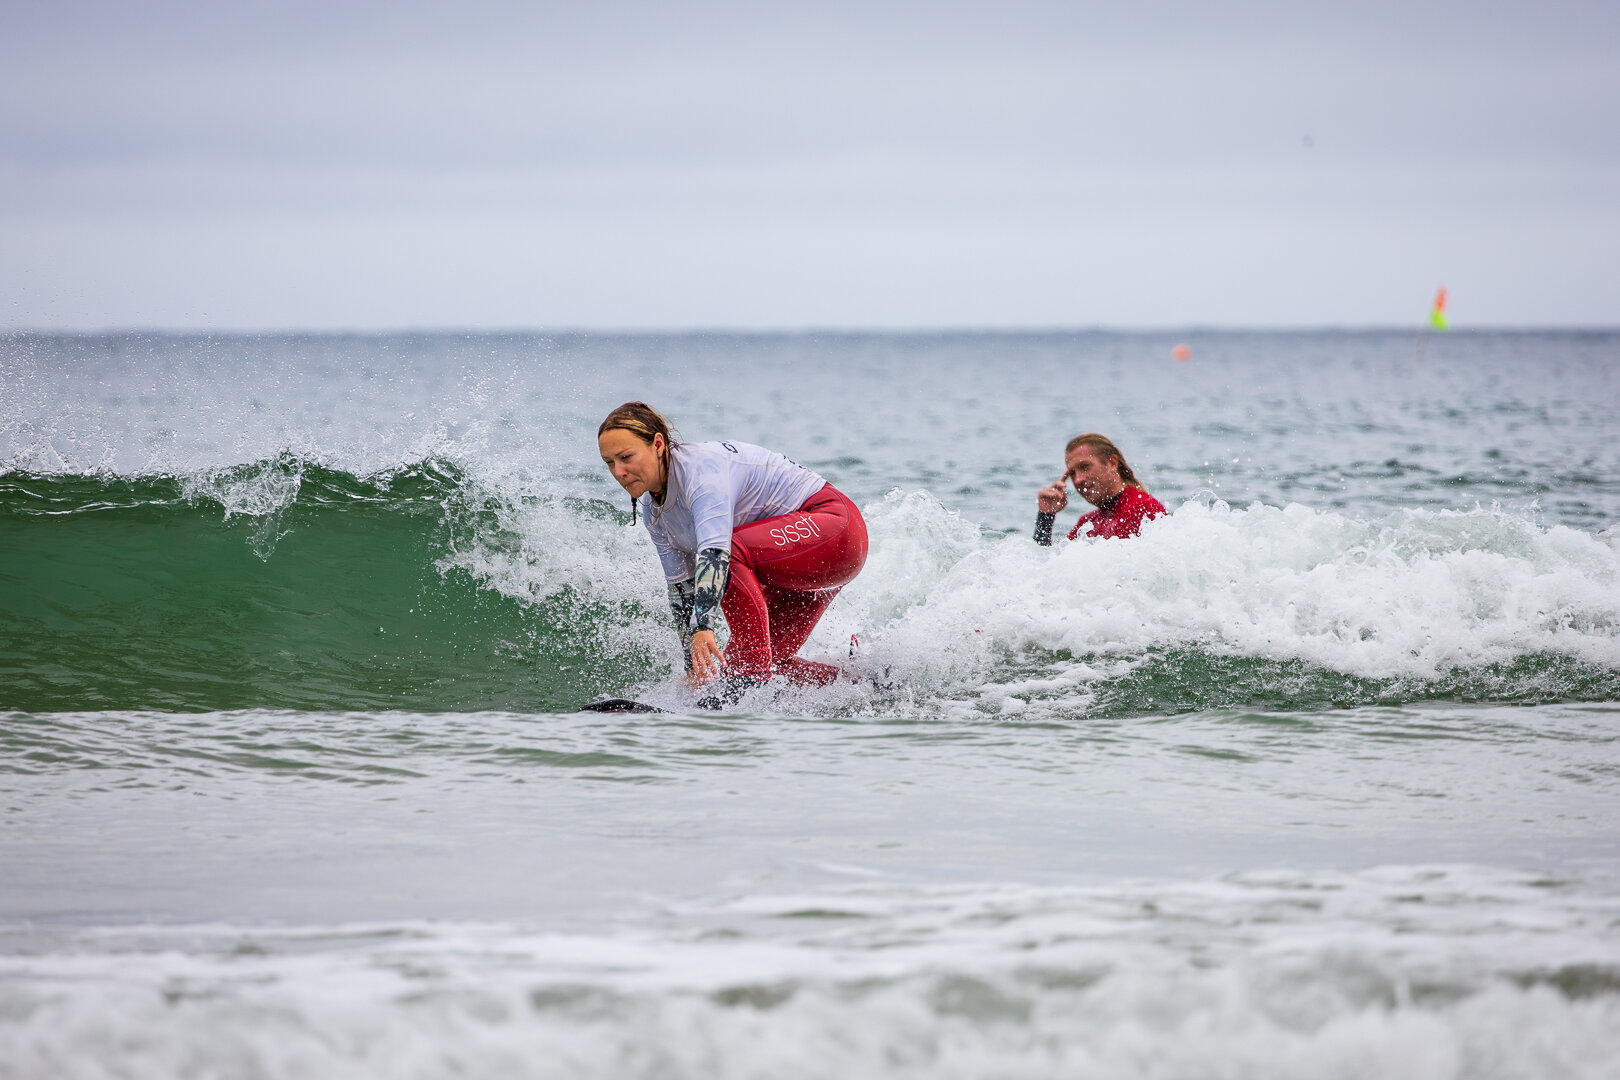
[4, 866, 1617, 1080]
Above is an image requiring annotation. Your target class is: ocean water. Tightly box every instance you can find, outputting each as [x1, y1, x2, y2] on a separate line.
[2, 330, 1618, 1078]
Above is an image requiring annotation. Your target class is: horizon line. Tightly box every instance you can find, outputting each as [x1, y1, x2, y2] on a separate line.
[7, 322, 1619, 338]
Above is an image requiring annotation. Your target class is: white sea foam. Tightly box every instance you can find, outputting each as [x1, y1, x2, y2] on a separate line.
[176, 457, 309, 559]
[437, 483, 1620, 711]
[800, 492, 1620, 702]
[180, 457, 306, 520]
[439, 484, 684, 669]
[3, 866, 1617, 1080]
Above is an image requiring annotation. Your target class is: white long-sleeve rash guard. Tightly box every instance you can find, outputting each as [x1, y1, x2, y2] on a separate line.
[640, 441, 826, 667]
[639, 440, 827, 582]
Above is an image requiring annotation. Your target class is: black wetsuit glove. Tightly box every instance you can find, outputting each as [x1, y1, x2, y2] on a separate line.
[1033, 511, 1056, 546]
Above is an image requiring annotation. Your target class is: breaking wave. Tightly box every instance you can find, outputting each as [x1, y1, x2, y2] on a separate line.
[2, 460, 1617, 715]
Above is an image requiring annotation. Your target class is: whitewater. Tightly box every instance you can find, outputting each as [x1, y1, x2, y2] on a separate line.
[2, 330, 1618, 1078]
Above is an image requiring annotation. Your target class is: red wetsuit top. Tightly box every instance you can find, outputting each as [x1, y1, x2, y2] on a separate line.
[1034, 485, 1167, 544]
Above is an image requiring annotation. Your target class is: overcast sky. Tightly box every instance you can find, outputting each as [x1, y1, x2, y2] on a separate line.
[3, 0, 1616, 330]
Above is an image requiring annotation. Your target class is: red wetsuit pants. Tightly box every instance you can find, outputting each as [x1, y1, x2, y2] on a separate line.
[722, 483, 867, 686]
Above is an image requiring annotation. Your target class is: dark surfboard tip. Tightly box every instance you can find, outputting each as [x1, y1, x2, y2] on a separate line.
[580, 698, 667, 713]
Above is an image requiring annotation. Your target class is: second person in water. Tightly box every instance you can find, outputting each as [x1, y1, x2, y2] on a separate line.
[1035, 432, 1166, 544]
[598, 402, 868, 703]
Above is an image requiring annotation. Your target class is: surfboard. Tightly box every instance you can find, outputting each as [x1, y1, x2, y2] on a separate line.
[579, 697, 667, 714]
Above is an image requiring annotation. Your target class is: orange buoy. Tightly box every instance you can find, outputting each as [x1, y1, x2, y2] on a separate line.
[1171, 344, 1191, 362]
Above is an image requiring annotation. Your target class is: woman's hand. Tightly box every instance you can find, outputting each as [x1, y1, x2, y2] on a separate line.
[688, 629, 723, 683]
[1037, 476, 1069, 514]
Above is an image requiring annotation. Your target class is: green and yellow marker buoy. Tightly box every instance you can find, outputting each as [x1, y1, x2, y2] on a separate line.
[1429, 286, 1449, 331]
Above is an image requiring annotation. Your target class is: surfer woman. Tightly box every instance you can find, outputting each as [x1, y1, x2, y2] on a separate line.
[1034, 433, 1167, 544]
[598, 402, 868, 703]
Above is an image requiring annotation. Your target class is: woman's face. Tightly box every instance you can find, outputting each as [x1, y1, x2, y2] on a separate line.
[599, 428, 667, 499]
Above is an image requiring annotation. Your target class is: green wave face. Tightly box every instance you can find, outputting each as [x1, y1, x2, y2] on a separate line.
[0, 463, 657, 713]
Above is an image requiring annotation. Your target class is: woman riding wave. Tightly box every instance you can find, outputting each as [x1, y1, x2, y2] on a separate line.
[598, 402, 868, 706]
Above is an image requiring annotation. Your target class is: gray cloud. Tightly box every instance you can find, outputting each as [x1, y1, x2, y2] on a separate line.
[3, 0, 1617, 328]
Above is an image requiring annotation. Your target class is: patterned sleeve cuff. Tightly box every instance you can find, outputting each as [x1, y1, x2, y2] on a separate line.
[666, 580, 696, 668]
[689, 548, 731, 633]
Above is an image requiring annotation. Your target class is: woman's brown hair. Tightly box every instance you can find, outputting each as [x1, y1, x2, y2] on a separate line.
[1064, 433, 1148, 493]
